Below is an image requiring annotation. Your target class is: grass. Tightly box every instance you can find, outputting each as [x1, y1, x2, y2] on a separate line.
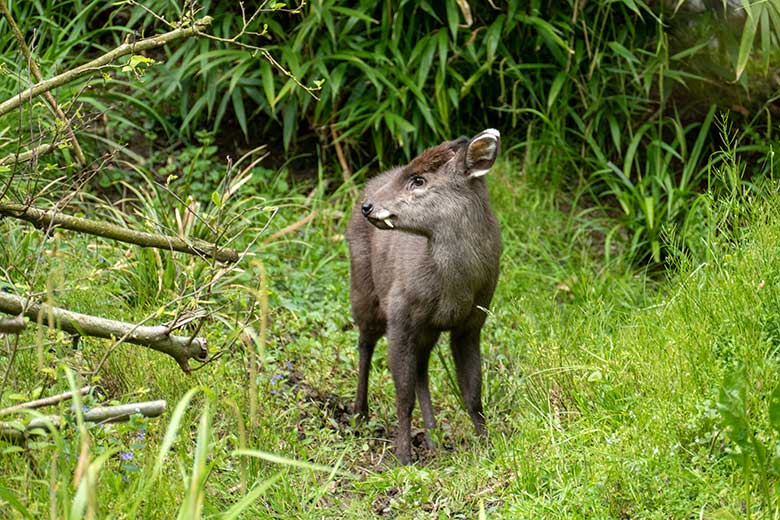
[1, 151, 780, 518]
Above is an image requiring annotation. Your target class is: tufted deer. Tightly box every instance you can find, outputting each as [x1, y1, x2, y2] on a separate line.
[346, 129, 502, 464]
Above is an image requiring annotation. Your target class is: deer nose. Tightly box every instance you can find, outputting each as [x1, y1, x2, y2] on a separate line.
[361, 201, 373, 217]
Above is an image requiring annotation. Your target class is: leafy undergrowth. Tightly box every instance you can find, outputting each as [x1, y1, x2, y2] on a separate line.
[1, 158, 779, 518]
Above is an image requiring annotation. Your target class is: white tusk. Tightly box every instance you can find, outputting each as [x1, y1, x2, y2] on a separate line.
[384, 218, 394, 229]
[373, 209, 391, 219]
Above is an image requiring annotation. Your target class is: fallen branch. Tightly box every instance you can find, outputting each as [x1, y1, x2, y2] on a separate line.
[0, 202, 238, 263]
[0, 292, 207, 372]
[0, 399, 166, 443]
[0, 386, 91, 416]
[0, 17, 212, 117]
[0, 316, 25, 334]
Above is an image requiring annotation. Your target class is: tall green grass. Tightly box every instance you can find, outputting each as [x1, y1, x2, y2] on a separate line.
[1, 0, 778, 265]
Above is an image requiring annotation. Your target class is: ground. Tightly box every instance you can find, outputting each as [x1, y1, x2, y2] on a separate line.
[1, 158, 779, 518]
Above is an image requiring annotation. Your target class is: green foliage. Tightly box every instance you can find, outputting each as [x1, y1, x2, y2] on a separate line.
[717, 368, 780, 515]
[1, 0, 778, 265]
[4, 157, 780, 516]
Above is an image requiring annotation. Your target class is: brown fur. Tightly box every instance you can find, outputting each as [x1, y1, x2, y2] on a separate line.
[346, 129, 502, 464]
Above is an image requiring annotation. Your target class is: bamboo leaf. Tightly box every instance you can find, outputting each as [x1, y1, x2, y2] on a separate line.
[330, 6, 379, 24]
[232, 88, 248, 141]
[485, 15, 505, 63]
[283, 103, 298, 151]
[547, 71, 567, 112]
[735, 2, 761, 80]
[260, 61, 276, 111]
[416, 36, 437, 89]
[0, 486, 33, 519]
[446, 0, 459, 40]
[769, 383, 780, 433]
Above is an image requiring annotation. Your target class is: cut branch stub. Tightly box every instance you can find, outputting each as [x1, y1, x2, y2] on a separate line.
[0, 202, 239, 263]
[0, 292, 207, 372]
[0, 316, 24, 334]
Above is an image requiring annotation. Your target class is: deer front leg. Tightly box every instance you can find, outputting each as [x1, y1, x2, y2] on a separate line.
[387, 319, 419, 464]
[354, 330, 382, 419]
[450, 326, 486, 437]
[415, 331, 440, 451]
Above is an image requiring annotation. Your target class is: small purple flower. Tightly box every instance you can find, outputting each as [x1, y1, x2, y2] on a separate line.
[270, 389, 277, 395]
[284, 360, 293, 370]
[135, 429, 146, 441]
[120, 451, 134, 461]
[122, 474, 128, 483]
[270, 373, 284, 385]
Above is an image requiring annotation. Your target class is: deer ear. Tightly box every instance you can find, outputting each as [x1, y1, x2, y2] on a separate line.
[465, 128, 500, 178]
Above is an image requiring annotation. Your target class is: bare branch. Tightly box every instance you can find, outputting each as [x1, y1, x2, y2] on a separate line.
[0, 141, 64, 166]
[0, 0, 86, 164]
[0, 292, 208, 372]
[0, 202, 239, 263]
[0, 386, 91, 416]
[0, 400, 166, 443]
[0, 17, 212, 117]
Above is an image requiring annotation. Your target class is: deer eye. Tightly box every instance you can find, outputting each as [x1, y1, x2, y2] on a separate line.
[409, 176, 426, 189]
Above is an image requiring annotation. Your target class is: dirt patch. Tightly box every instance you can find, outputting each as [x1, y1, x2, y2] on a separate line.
[281, 369, 452, 468]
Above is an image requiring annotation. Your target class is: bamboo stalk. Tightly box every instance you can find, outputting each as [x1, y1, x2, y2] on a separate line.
[0, 202, 239, 263]
[0, 292, 207, 372]
[0, 17, 212, 117]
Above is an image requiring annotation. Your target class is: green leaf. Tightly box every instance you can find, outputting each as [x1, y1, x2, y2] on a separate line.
[735, 3, 761, 80]
[415, 97, 437, 132]
[607, 114, 621, 153]
[446, 0, 459, 40]
[231, 88, 248, 141]
[221, 475, 283, 520]
[485, 15, 504, 63]
[609, 41, 639, 64]
[644, 196, 655, 231]
[547, 71, 567, 112]
[416, 36, 437, 89]
[0, 485, 33, 519]
[330, 6, 378, 23]
[717, 367, 750, 451]
[519, 15, 572, 56]
[437, 28, 449, 81]
[261, 61, 276, 112]
[618, 0, 641, 16]
[769, 383, 780, 433]
[283, 103, 298, 151]
[235, 449, 352, 476]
